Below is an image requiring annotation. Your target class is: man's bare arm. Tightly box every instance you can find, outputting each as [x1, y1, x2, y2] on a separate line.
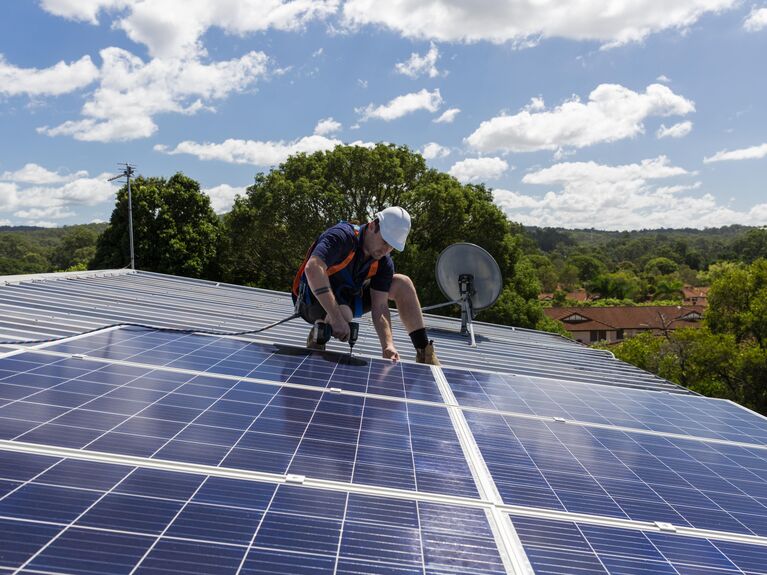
[304, 256, 350, 341]
[371, 288, 399, 361]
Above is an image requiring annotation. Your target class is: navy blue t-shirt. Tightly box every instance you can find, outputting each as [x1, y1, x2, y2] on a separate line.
[309, 222, 394, 293]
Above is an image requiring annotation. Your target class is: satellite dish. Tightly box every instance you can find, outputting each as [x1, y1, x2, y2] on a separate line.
[435, 243, 502, 310]
[422, 243, 503, 347]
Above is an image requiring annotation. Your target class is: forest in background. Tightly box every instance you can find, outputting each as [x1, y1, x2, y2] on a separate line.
[0, 223, 107, 275]
[3, 221, 764, 286]
[524, 224, 767, 305]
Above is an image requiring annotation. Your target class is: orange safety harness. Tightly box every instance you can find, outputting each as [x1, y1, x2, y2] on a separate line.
[292, 224, 379, 298]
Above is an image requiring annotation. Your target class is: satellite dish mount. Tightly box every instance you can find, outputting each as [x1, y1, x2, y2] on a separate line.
[421, 243, 502, 348]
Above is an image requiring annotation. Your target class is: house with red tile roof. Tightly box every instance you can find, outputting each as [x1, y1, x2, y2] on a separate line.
[544, 305, 705, 344]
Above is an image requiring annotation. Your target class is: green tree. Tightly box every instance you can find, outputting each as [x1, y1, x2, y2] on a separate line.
[568, 254, 607, 283]
[527, 254, 558, 292]
[221, 143, 544, 328]
[706, 259, 767, 347]
[588, 271, 641, 300]
[651, 275, 684, 301]
[644, 256, 678, 276]
[0, 235, 50, 274]
[557, 263, 580, 290]
[732, 228, 767, 263]
[92, 173, 220, 278]
[51, 226, 98, 271]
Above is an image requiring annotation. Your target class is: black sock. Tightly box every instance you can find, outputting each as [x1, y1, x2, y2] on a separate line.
[409, 328, 429, 350]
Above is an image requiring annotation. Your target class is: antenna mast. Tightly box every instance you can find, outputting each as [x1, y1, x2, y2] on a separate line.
[107, 163, 137, 270]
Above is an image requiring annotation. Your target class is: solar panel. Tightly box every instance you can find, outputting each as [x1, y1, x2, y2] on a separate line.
[0, 351, 478, 498]
[5, 322, 767, 574]
[511, 514, 767, 575]
[445, 367, 767, 444]
[467, 411, 767, 535]
[44, 327, 444, 402]
[0, 450, 506, 574]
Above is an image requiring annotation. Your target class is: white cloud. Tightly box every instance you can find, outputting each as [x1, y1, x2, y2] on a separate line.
[448, 157, 509, 183]
[0, 54, 99, 97]
[704, 143, 767, 163]
[357, 88, 443, 121]
[466, 83, 694, 153]
[38, 47, 269, 142]
[39, 0, 133, 25]
[203, 184, 246, 214]
[314, 117, 343, 136]
[342, 0, 736, 47]
[14, 206, 76, 220]
[395, 42, 441, 78]
[657, 120, 693, 139]
[41, 0, 339, 59]
[0, 166, 118, 226]
[744, 7, 767, 31]
[433, 107, 460, 123]
[0, 183, 17, 212]
[0, 219, 11, 226]
[0, 163, 88, 185]
[421, 142, 451, 159]
[656, 74, 671, 83]
[493, 155, 767, 229]
[156, 135, 345, 165]
[492, 188, 542, 210]
[526, 97, 545, 111]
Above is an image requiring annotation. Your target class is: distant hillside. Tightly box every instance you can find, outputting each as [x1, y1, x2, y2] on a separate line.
[523, 224, 757, 270]
[0, 223, 108, 236]
[0, 223, 108, 275]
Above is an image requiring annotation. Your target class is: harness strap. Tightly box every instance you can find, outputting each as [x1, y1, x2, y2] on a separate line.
[292, 223, 379, 297]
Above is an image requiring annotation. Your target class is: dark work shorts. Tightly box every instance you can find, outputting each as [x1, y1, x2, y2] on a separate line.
[293, 282, 373, 324]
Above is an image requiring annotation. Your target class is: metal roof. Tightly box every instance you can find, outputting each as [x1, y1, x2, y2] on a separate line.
[0, 269, 685, 393]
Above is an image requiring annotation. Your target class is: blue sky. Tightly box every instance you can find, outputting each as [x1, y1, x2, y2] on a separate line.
[1, 1, 766, 230]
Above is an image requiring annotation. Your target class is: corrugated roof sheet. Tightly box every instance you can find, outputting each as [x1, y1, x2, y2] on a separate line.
[0, 269, 686, 393]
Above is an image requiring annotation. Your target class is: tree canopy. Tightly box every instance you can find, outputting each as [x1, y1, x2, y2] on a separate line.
[221, 143, 543, 328]
[91, 173, 220, 278]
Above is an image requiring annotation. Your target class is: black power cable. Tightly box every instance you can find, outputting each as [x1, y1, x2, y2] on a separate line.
[0, 313, 301, 346]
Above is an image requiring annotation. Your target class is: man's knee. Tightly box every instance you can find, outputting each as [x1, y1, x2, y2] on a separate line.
[389, 274, 416, 301]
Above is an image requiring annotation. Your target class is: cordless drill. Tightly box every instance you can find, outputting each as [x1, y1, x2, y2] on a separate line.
[312, 321, 359, 356]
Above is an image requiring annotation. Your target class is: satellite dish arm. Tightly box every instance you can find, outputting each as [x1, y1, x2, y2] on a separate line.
[420, 298, 463, 312]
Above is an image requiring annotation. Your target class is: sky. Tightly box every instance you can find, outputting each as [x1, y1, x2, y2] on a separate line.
[1, 1, 766, 231]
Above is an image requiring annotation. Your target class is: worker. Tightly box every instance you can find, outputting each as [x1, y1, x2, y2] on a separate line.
[292, 206, 439, 365]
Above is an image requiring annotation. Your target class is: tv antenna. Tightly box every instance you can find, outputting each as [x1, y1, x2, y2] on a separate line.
[421, 243, 503, 347]
[107, 163, 136, 270]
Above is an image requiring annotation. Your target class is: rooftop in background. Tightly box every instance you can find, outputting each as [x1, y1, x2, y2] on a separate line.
[0, 269, 683, 394]
[546, 305, 705, 345]
[683, 285, 710, 306]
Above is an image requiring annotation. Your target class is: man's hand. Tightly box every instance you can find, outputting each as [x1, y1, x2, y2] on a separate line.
[382, 345, 400, 362]
[329, 316, 350, 342]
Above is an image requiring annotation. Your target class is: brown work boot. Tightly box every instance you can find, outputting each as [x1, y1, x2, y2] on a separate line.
[306, 327, 326, 351]
[415, 341, 440, 365]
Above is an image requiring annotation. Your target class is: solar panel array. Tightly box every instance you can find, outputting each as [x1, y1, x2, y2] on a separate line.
[2, 325, 767, 574]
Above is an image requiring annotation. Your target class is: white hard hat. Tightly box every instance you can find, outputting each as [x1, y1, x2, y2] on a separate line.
[375, 206, 411, 252]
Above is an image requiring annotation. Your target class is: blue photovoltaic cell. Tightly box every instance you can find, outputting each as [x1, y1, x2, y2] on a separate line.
[43, 327, 444, 402]
[511, 514, 767, 575]
[467, 411, 767, 536]
[0, 353, 477, 498]
[0, 452, 505, 574]
[445, 367, 767, 445]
